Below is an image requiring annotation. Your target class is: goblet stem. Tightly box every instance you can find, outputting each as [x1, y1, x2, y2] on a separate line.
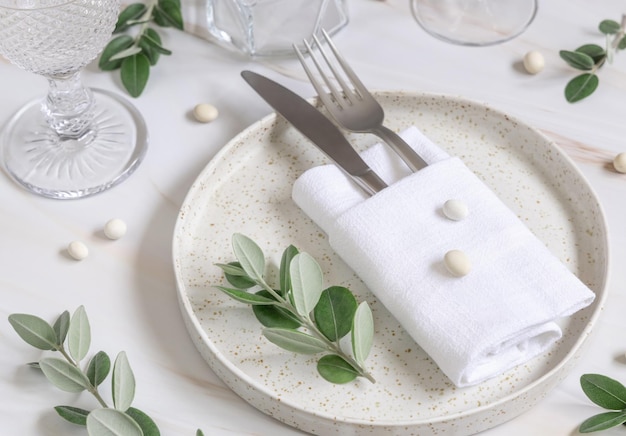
[43, 72, 96, 141]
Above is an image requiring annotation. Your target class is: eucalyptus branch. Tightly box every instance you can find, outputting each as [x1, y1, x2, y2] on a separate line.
[254, 274, 375, 382]
[99, 0, 184, 97]
[215, 233, 376, 384]
[8, 306, 206, 435]
[559, 15, 626, 102]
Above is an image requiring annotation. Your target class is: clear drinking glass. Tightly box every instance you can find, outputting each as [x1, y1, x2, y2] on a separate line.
[411, 0, 538, 46]
[0, 0, 147, 199]
[206, 0, 349, 57]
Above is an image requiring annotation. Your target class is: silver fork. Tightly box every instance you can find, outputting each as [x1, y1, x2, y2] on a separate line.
[294, 30, 428, 172]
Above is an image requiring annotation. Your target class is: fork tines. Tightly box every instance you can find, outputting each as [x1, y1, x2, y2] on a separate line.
[294, 28, 429, 172]
[294, 29, 365, 111]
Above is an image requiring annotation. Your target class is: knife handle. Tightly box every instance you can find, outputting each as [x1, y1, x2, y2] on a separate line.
[354, 168, 388, 196]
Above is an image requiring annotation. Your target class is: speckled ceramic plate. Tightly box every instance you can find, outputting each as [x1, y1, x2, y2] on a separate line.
[173, 92, 608, 435]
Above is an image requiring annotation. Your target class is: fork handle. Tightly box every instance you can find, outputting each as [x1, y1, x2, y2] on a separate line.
[374, 126, 428, 172]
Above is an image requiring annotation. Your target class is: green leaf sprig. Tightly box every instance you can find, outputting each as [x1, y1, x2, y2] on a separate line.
[559, 16, 626, 102]
[99, 0, 184, 97]
[215, 233, 376, 384]
[8, 306, 205, 436]
[578, 373, 626, 432]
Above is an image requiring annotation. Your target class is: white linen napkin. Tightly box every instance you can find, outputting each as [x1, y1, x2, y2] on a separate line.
[292, 126, 595, 387]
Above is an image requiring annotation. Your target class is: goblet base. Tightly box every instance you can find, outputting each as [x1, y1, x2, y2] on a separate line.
[1, 88, 147, 199]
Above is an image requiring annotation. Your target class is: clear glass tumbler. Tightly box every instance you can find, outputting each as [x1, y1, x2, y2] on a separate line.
[0, 0, 148, 199]
[411, 0, 538, 46]
[206, 0, 349, 57]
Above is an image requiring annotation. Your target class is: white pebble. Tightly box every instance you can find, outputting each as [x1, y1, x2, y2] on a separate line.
[523, 50, 544, 74]
[613, 152, 626, 173]
[104, 218, 127, 240]
[67, 241, 89, 261]
[442, 199, 469, 221]
[193, 103, 219, 123]
[444, 250, 471, 277]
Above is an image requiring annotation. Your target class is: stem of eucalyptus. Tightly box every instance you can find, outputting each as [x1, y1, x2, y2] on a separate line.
[256, 277, 375, 383]
[129, 1, 156, 48]
[55, 346, 109, 408]
[610, 15, 626, 49]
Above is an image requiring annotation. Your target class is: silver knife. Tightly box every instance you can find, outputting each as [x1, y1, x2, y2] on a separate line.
[241, 70, 387, 196]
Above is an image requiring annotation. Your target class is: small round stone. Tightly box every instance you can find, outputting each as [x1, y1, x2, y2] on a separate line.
[613, 152, 626, 173]
[193, 103, 219, 123]
[444, 250, 471, 277]
[104, 218, 127, 240]
[442, 199, 469, 221]
[67, 241, 89, 261]
[523, 50, 544, 74]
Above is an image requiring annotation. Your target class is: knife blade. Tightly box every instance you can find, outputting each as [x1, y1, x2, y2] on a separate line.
[241, 70, 387, 196]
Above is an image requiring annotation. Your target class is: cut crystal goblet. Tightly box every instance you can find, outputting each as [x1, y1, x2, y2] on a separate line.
[0, 0, 148, 199]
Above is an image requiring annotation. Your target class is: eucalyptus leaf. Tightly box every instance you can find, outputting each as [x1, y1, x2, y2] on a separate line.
[579, 411, 626, 433]
[290, 252, 324, 316]
[139, 28, 165, 66]
[252, 290, 301, 329]
[279, 245, 299, 295]
[39, 357, 90, 393]
[564, 73, 599, 102]
[121, 53, 150, 98]
[216, 286, 277, 305]
[619, 35, 626, 50]
[581, 373, 626, 410]
[154, 0, 184, 30]
[218, 262, 257, 289]
[141, 31, 172, 55]
[575, 44, 606, 63]
[54, 405, 89, 426]
[161, 0, 180, 8]
[139, 38, 158, 67]
[559, 50, 595, 70]
[313, 286, 357, 341]
[126, 407, 161, 436]
[86, 408, 143, 436]
[99, 35, 134, 71]
[8, 313, 57, 350]
[197, 431, 205, 436]
[87, 351, 111, 387]
[263, 328, 328, 354]
[112, 352, 136, 411]
[232, 234, 266, 282]
[599, 19, 621, 35]
[109, 46, 143, 62]
[53, 311, 70, 346]
[215, 262, 248, 277]
[114, 3, 147, 33]
[68, 305, 91, 362]
[351, 302, 374, 365]
[317, 354, 358, 384]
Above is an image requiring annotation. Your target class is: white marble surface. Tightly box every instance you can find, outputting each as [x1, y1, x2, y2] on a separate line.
[1, 0, 626, 434]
